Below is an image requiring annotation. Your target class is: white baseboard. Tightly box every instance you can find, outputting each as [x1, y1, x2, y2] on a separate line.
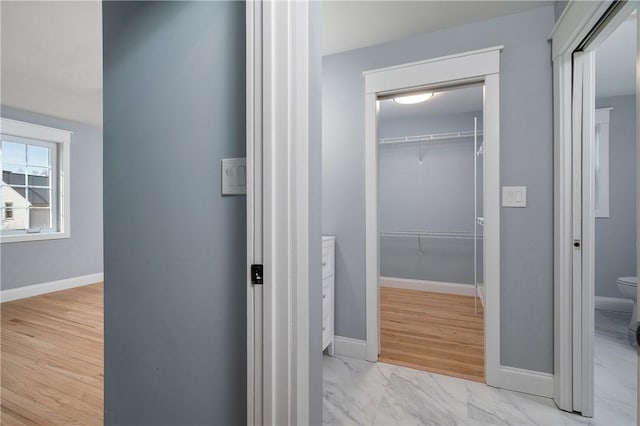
[0, 273, 104, 303]
[333, 336, 367, 360]
[594, 296, 633, 313]
[380, 276, 476, 297]
[500, 366, 554, 398]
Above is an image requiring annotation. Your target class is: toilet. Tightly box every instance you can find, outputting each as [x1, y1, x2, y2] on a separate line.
[616, 276, 637, 330]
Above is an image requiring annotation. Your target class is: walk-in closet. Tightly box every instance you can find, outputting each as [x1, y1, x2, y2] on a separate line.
[378, 83, 485, 382]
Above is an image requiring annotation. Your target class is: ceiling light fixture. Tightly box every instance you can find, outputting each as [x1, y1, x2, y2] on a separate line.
[393, 92, 434, 105]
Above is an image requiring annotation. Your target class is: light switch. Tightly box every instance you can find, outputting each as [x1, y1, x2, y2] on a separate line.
[222, 158, 247, 195]
[502, 186, 527, 208]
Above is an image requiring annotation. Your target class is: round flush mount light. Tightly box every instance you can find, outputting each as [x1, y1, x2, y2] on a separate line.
[393, 92, 434, 105]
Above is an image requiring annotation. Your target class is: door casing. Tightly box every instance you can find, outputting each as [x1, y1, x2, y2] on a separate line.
[246, 1, 314, 424]
[362, 46, 503, 387]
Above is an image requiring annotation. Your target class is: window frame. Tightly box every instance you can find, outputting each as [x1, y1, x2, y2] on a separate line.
[1, 118, 71, 243]
[594, 108, 611, 218]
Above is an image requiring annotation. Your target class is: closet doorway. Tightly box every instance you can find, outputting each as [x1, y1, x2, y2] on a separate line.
[377, 84, 485, 382]
[363, 47, 501, 387]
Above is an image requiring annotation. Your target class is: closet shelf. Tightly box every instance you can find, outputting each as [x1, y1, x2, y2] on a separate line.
[379, 130, 484, 146]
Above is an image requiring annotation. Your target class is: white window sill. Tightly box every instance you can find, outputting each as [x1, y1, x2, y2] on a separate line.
[1, 231, 69, 243]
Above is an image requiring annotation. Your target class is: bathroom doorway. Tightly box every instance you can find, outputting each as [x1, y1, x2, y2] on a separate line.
[589, 7, 638, 423]
[376, 83, 485, 382]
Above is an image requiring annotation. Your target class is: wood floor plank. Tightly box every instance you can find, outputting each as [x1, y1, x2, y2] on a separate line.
[1, 283, 104, 425]
[379, 287, 485, 382]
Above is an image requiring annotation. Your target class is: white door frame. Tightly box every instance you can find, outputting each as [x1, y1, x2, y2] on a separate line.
[247, 1, 313, 424]
[363, 46, 502, 387]
[637, 7, 640, 421]
[551, 0, 638, 415]
[246, 1, 262, 424]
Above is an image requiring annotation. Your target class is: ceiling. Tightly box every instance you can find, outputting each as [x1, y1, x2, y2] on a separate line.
[323, 1, 547, 56]
[1, 1, 632, 129]
[595, 13, 637, 99]
[379, 85, 483, 121]
[1, 1, 103, 127]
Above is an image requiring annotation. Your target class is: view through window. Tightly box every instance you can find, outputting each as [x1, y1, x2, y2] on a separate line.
[1, 137, 57, 234]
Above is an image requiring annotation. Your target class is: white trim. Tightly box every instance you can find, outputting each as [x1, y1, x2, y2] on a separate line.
[291, 1, 311, 423]
[580, 50, 597, 417]
[594, 108, 610, 218]
[364, 47, 501, 387]
[364, 47, 502, 96]
[1, 117, 72, 243]
[333, 336, 367, 360]
[246, 1, 262, 424]
[500, 366, 554, 399]
[594, 296, 634, 313]
[550, 1, 613, 59]
[0, 118, 72, 143]
[380, 277, 476, 297]
[0, 273, 103, 303]
[363, 46, 504, 76]
[637, 8, 640, 423]
[483, 71, 501, 387]
[1, 231, 70, 243]
[260, 1, 313, 424]
[636, 11, 640, 419]
[364, 91, 378, 363]
[552, 50, 574, 413]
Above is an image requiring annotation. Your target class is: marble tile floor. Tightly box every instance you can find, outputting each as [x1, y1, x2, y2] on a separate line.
[593, 309, 637, 425]
[323, 309, 636, 426]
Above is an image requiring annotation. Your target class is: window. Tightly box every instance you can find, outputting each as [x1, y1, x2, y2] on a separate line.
[594, 108, 610, 218]
[1, 118, 71, 242]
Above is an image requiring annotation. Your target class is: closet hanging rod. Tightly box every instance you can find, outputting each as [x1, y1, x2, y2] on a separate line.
[379, 230, 483, 240]
[379, 130, 484, 146]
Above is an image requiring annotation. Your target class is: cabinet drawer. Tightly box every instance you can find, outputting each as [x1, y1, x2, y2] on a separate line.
[322, 246, 334, 279]
[322, 316, 330, 346]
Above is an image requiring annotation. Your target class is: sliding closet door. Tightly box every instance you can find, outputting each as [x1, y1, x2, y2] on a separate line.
[571, 50, 596, 418]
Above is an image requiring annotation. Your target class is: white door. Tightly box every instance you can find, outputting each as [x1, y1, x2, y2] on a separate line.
[571, 50, 590, 416]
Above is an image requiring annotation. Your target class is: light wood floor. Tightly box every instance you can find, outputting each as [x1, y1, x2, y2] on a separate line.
[379, 287, 485, 382]
[1, 283, 104, 425]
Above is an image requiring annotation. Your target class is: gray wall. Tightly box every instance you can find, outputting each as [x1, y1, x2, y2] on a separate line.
[0, 106, 103, 290]
[103, 2, 246, 424]
[379, 112, 482, 232]
[554, 1, 569, 22]
[595, 95, 637, 298]
[322, 5, 555, 373]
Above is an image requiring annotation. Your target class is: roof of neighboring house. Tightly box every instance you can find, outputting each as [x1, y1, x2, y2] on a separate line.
[2, 170, 50, 207]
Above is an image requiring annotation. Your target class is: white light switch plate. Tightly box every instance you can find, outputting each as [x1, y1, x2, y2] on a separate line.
[502, 186, 527, 207]
[222, 158, 247, 195]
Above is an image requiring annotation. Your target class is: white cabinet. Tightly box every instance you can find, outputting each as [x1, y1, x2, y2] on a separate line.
[322, 236, 335, 355]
